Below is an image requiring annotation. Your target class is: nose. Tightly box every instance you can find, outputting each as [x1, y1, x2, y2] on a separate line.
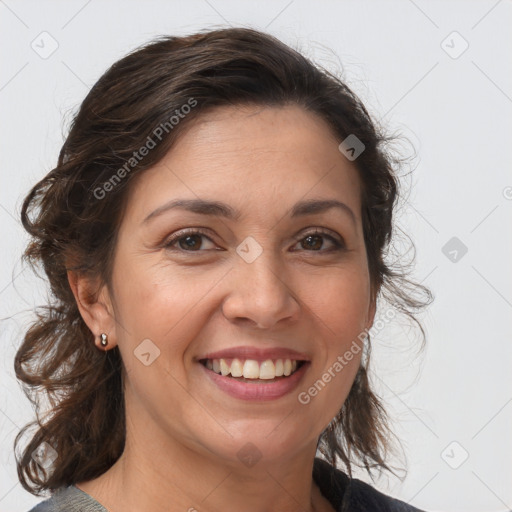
[221, 249, 301, 329]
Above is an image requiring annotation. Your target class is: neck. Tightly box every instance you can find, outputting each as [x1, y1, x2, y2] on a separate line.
[76, 425, 332, 512]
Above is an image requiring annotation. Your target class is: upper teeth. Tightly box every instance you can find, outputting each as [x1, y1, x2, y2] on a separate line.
[205, 358, 299, 379]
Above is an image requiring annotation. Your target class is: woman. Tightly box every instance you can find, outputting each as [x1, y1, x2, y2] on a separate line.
[15, 27, 432, 512]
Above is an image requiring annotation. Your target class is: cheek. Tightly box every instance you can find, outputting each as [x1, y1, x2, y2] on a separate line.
[300, 265, 372, 338]
[113, 259, 201, 327]
[111, 259, 228, 361]
[300, 266, 370, 400]
[296, 270, 368, 425]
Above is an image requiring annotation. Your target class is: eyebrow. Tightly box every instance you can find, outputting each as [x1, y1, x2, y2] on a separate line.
[142, 198, 356, 225]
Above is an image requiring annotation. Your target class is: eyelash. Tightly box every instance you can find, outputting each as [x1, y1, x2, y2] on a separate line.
[163, 228, 345, 253]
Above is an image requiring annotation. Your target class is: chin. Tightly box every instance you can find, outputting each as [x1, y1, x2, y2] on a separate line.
[208, 425, 312, 466]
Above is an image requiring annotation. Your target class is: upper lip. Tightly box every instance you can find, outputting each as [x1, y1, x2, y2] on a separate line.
[199, 346, 311, 362]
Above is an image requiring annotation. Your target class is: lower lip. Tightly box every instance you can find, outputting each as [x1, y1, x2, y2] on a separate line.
[200, 362, 310, 401]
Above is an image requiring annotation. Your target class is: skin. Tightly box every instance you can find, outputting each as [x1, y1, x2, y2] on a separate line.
[69, 104, 376, 512]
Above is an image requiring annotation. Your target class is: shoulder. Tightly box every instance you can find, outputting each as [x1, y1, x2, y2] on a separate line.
[313, 457, 426, 512]
[25, 485, 107, 512]
[26, 496, 57, 512]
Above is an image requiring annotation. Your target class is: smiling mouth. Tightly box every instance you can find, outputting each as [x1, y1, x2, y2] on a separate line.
[199, 358, 306, 381]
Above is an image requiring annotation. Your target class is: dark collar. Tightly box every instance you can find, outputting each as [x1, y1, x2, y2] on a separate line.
[312, 457, 426, 512]
[313, 457, 350, 510]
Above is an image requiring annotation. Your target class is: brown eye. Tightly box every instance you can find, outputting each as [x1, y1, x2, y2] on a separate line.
[293, 229, 345, 252]
[177, 234, 204, 251]
[302, 235, 323, 250]
[164, 229, 216, 252]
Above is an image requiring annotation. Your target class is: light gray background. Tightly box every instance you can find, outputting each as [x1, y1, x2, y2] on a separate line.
[1, 1, 511, 511]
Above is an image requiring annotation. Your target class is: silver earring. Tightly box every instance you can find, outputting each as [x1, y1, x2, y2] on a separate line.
[100, 333, 108, 347]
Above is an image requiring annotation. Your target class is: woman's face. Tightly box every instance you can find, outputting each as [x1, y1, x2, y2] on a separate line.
[104, 105, 375, 468]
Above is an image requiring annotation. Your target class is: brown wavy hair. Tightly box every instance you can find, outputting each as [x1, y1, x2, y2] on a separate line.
[14, 26, 432, 495]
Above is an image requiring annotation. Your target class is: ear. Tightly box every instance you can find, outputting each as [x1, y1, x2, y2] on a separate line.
[67, 270, 118, 351]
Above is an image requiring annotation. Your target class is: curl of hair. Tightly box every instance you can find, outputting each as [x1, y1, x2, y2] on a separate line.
[14, 27, 432, 495]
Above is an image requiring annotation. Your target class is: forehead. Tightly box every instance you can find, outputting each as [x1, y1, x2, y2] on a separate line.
[123, 105, 362, 224]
